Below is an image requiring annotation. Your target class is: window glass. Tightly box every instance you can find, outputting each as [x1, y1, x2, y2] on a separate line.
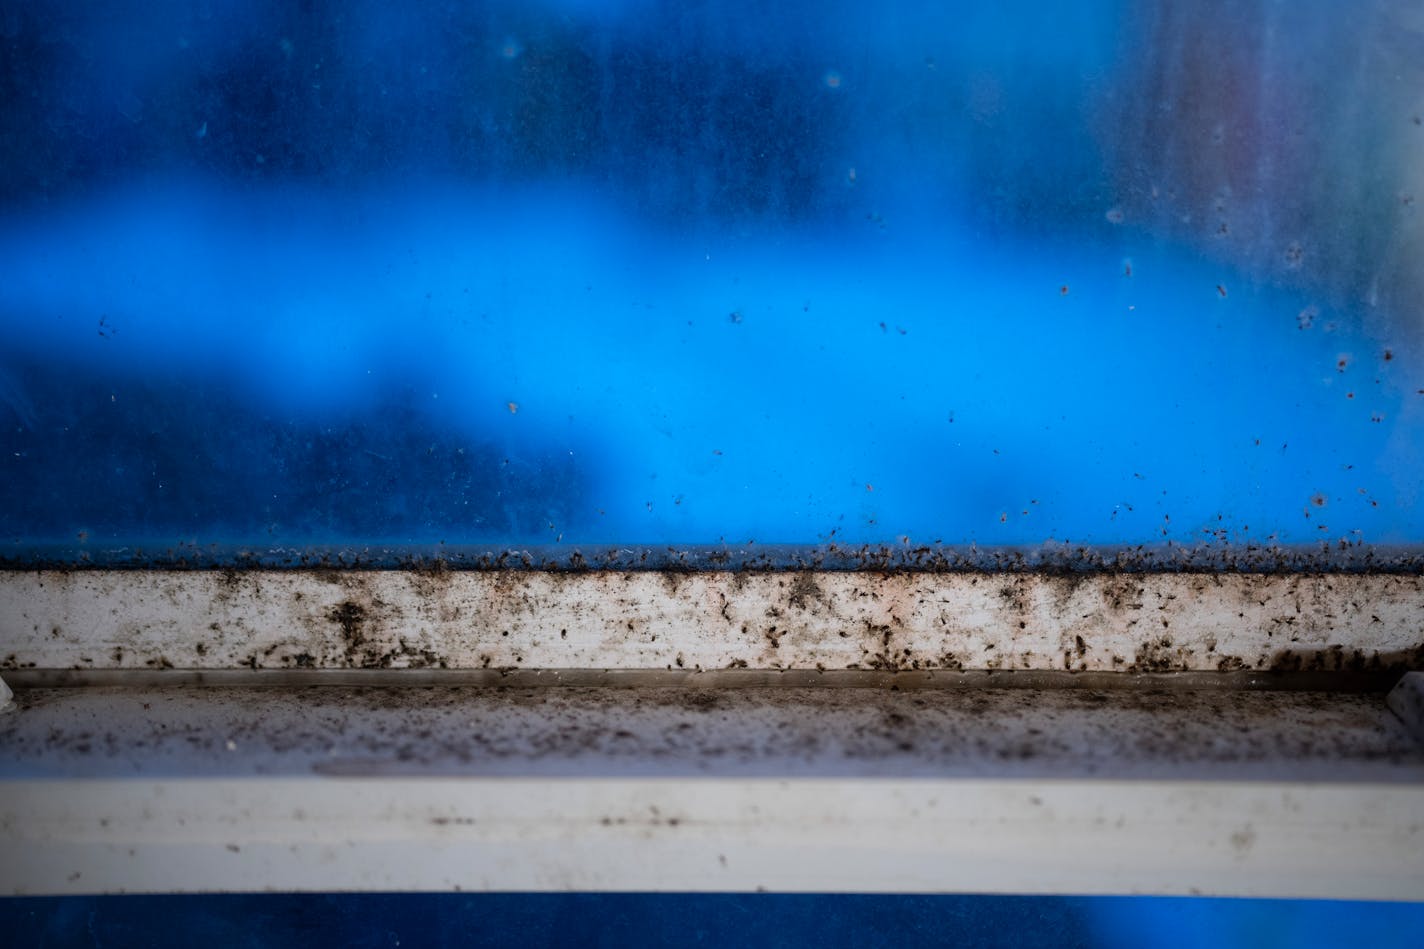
[3, 892, 1423, 948]
[2, 1, 1421, 556]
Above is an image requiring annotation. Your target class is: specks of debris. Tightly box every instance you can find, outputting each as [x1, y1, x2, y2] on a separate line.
[5, 686, 1423, 781]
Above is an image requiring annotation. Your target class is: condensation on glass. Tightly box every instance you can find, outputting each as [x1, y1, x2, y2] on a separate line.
[1, 1, 1421, 558]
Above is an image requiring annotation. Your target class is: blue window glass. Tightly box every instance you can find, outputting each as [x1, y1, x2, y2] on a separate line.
[4, 893, 1424, 949]
[1, 1, 1420, 556]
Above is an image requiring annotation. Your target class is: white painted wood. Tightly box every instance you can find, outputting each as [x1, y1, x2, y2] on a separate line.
[3, 572, 1421, 900]
[3, 571, 1420, 673]
[2, 777, 1420, 899]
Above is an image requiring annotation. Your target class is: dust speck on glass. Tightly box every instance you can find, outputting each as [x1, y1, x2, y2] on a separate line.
[1, 0, 1420, 562]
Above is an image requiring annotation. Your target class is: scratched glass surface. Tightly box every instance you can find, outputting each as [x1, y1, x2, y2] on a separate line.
[1, 1, 1422, 556]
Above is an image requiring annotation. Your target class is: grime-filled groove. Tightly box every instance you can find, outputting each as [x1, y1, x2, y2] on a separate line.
[4, 683, 1424, 782]
[0, 668, 1411, 692]
[1, 570, 1421, 676]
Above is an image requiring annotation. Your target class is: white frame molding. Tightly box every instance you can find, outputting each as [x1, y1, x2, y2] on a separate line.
[3, 570, 1420, 674]
[5, 776, 1422, 899]
[2, 570, 1422, 899]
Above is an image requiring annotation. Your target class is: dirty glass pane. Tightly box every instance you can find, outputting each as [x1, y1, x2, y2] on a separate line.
[2, 1, 1422, 558]
[5, 892, 1424, 948]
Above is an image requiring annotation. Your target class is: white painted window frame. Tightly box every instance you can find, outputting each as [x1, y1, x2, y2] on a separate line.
[2, 569, 1422, 899]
